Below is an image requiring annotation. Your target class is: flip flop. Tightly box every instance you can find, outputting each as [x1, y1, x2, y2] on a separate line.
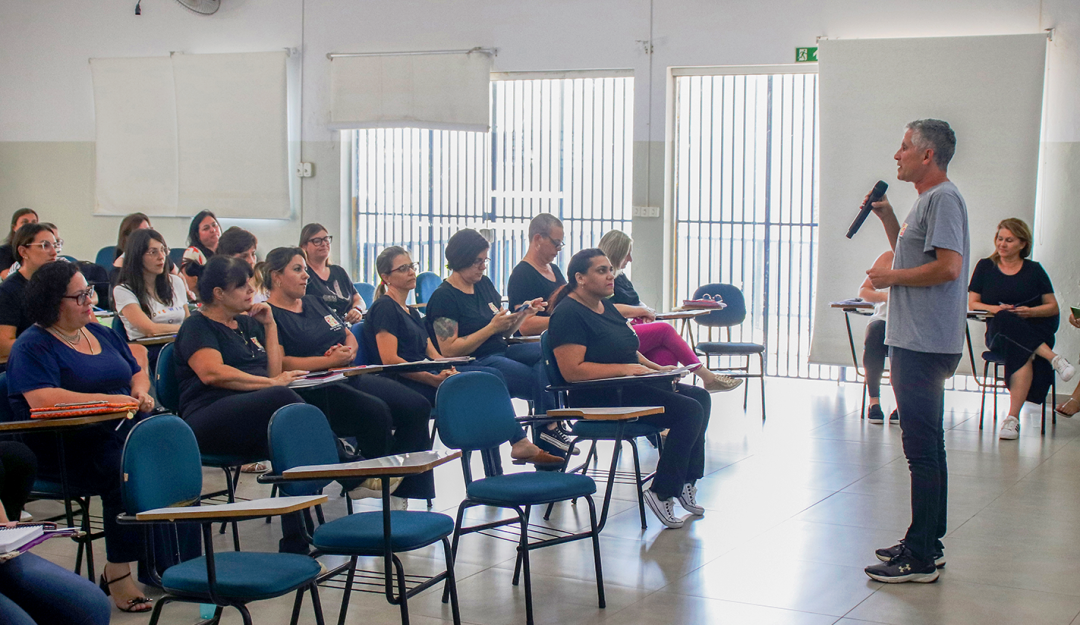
[1055, 398, 1078, 418]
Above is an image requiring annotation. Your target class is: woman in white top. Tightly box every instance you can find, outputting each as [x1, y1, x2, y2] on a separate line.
[113, 229, 189, 341]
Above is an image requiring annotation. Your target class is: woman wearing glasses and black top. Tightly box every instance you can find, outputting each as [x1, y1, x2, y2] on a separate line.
[0, 223, 59, 361]
[300, 223, 364, 323]
[7, 261, 156, 612]
[548, 249, 712, 530]
[263, 247, 435, 503]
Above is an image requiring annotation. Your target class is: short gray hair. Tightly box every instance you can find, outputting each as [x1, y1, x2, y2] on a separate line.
[528, 213, 563, 240]
[907, 119, 956, 172]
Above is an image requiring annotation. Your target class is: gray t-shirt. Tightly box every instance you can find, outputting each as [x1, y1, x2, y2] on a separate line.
[885, 181, 970, 354]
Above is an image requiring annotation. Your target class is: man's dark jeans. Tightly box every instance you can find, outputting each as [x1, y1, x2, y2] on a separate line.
[890, 346, 961, 564]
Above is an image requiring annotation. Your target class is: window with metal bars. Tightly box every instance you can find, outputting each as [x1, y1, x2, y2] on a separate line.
[347, 75, 634, 294]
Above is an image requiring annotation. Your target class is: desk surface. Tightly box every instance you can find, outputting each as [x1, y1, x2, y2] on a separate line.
[0, 410, 133, 433]
[338, 358, 470, 377]
[547, 406, 664, 421]
[131, 334, 177, 346]
[137, 495, 327, 521]
[830, 301, 875, 310]
[281, 450, 461, 480]
[506, 335, 541, 344]
[655, 310, 711, 320]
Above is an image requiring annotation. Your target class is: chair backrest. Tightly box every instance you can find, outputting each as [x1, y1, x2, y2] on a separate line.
[155, 343, 181, 414]
[415, 272, 442, 305]
[168, 247, 186, 268]
[349, 320, 368, 365]
[539, 331, 567, 386]
[0, 373, 14, 424]
[95, 246, 116, 269]
[121, 414, 203, 514]
[267, 403, 338, 497]
[692, 283, 747, 329]
[353, 282, 375, 309]
[111, 314, 130, 342]
[435, 371, 522, 454]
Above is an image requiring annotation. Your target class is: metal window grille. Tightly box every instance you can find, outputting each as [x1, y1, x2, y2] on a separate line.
[673, 71, 839, 380]
[348, 76, 634, 293]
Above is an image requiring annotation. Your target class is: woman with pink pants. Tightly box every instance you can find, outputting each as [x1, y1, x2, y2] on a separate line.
[598, 230, 741, 393]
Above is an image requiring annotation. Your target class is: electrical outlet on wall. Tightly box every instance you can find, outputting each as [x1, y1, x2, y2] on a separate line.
[296, 162, 313, 178]
[632, 206, 660, 218]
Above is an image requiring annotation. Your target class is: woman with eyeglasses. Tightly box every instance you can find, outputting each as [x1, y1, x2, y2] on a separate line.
[597, 230, 741, 393]
[264, 247, 436, 504]
[0, 223, 59, 360]
[180, 210, 221, 297]
[300, 223, 364, 323]
[6, 261, 155, 612]
[0, 208, 37, 279]
[366, 246, 562, 466]
[426, 229, 556, 426]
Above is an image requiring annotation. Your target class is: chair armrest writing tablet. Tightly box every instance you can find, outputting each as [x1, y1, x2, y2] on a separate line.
[135, 495, 327, 521]
[280, 450, 462, 480]
[547, 406, 664, 421]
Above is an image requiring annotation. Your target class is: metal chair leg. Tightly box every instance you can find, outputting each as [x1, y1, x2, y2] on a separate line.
[629, 439, 648, 529]
[441, 537, 462, 625]
[289, 586, 305, 625]
[337, 556, 358, 625]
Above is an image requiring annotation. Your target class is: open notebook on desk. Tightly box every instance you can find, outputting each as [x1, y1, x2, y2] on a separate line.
[0, 524, 81, 562]
[577, 363, 700, 384]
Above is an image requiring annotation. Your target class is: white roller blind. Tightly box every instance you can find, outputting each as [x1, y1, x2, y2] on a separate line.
[330, 52, 492, 131]
[809, 34, 1047, 372]
[91, 57, 178, 216]
[91, 51, 291, 219]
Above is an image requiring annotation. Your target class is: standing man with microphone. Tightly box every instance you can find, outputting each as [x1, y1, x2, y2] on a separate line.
[862, 119, 969, 584]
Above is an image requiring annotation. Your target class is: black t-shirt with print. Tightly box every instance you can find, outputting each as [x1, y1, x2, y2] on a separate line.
[306, 265, 359, 318]
[425, 276, 506, 358]
[362, 295, 429, 364]
[548, 296, 640, 365]
[270, 295, 348, 358]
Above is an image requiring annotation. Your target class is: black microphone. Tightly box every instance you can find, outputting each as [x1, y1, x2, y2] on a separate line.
[846, 180, 889, 239]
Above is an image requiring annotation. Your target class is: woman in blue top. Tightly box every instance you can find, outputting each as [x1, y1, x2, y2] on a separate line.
[7, 261, 154, 613]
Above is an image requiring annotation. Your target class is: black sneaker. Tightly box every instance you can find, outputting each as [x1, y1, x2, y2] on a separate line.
[875, 541, 945, 568]
[867, 404, 885, 423]
[889, 410, 899, 425]
[865, 547, 939, 583]
[539, 425, 580, 455]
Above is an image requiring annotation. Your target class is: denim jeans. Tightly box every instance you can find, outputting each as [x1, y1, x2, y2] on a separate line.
[890, 346, 961, 564]
[474, 342, 554, 414]
[0, 552, 111, 625]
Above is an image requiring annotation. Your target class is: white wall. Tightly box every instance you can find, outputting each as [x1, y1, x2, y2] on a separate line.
[2, 0, 1079, 359]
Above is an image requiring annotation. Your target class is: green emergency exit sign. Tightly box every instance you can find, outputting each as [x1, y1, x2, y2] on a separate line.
[796, 47, 818, 62]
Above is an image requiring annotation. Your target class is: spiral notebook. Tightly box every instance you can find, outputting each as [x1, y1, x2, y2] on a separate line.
[0, 525, 43, 553]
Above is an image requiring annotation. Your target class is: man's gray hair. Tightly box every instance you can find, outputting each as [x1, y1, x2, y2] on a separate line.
[528, 213, 563, 240]
[907, 119, 956, 172]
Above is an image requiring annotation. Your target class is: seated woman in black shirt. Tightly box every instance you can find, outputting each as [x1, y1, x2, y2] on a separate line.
[968, 218, 1072, 441]
[263, 247, 434, 502]
[364, 246, 562, 466]
[7, 261, 154, 612]
[300, 223, 364, 323]
[549, 249, 712, 530]
[0, 223, 58, 361]
[0, 208, 37, 279]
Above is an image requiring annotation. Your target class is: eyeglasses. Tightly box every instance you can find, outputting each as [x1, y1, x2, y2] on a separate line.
[471, 257, 489, 268]
[306, 236, 333, 247]
[143, 247, 169, 258]
[24, 239, 63, 252]
[391, 262, 419, 274]
[62, 287, 96, 306]
[544, 234, 565, 250]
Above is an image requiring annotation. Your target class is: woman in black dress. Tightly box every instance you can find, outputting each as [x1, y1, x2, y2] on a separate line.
[968, 218, 1072, 440]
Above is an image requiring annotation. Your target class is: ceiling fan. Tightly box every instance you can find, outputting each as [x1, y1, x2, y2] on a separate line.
[175, 0, 221, 15]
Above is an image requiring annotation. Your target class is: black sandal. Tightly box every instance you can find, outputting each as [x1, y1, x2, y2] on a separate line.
[99, 571, 153, 613]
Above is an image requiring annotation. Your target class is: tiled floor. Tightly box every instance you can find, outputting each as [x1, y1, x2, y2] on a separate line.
[28, 378, 1080, 624]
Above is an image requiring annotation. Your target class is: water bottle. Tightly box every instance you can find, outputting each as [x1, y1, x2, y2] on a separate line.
[199, 603, 216, 621]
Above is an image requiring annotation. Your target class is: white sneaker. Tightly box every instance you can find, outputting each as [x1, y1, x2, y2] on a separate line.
[19, 510, 32, 522]
[389, 496, 409, 511]
[643, 489, 685, 529]
[702, 372, 743, 393]
[1052, 355, 1075, 382]
[999, 416, 1020, 440]
[676, 483, 705, 516]
[348, 476, 403, 500]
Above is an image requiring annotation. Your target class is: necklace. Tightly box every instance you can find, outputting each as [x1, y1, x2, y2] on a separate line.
[49, 326, 95, 354]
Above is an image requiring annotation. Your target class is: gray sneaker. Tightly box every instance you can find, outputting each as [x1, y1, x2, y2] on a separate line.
[643, 489, 685, 529]
[676, 483, 705, 516]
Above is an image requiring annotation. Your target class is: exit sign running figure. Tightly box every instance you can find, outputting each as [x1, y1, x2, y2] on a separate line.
[796, 47, 818, 62]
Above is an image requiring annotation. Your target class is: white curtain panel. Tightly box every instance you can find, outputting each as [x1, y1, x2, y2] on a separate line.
[91, 57, 178, 216]
[173, 51, 290, 218]
[91, 51, 290, 219]
[809, 34, 1047, 373]
[330, 51, 492, 131]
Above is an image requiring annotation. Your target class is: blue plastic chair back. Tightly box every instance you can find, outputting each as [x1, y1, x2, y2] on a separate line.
[267, 404, 338, 497]
[415, 272, 442, 305]
[111, 314, 130, 342]
[155, 343, 181, 414]
[353, 282, 375, 309]
[121, 415, 203, 514]
[692, 283, 747, 328]
[168, 247, 186, 268]
[0, 373, 14, 423]
[95, 246, 116, 269]
[349, 320, 368, 365]
[539, 331, 567, 386]
[435, 372, 521, 452]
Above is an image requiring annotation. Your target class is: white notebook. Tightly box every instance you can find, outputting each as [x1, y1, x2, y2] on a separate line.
[0, 525, 43, 553]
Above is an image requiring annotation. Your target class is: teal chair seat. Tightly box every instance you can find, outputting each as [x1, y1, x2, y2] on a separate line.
[161, 552, 320, 601]
[466, 472, 596, 505]
[312, 511, 455, 554]
[570, 421, 660, 440]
